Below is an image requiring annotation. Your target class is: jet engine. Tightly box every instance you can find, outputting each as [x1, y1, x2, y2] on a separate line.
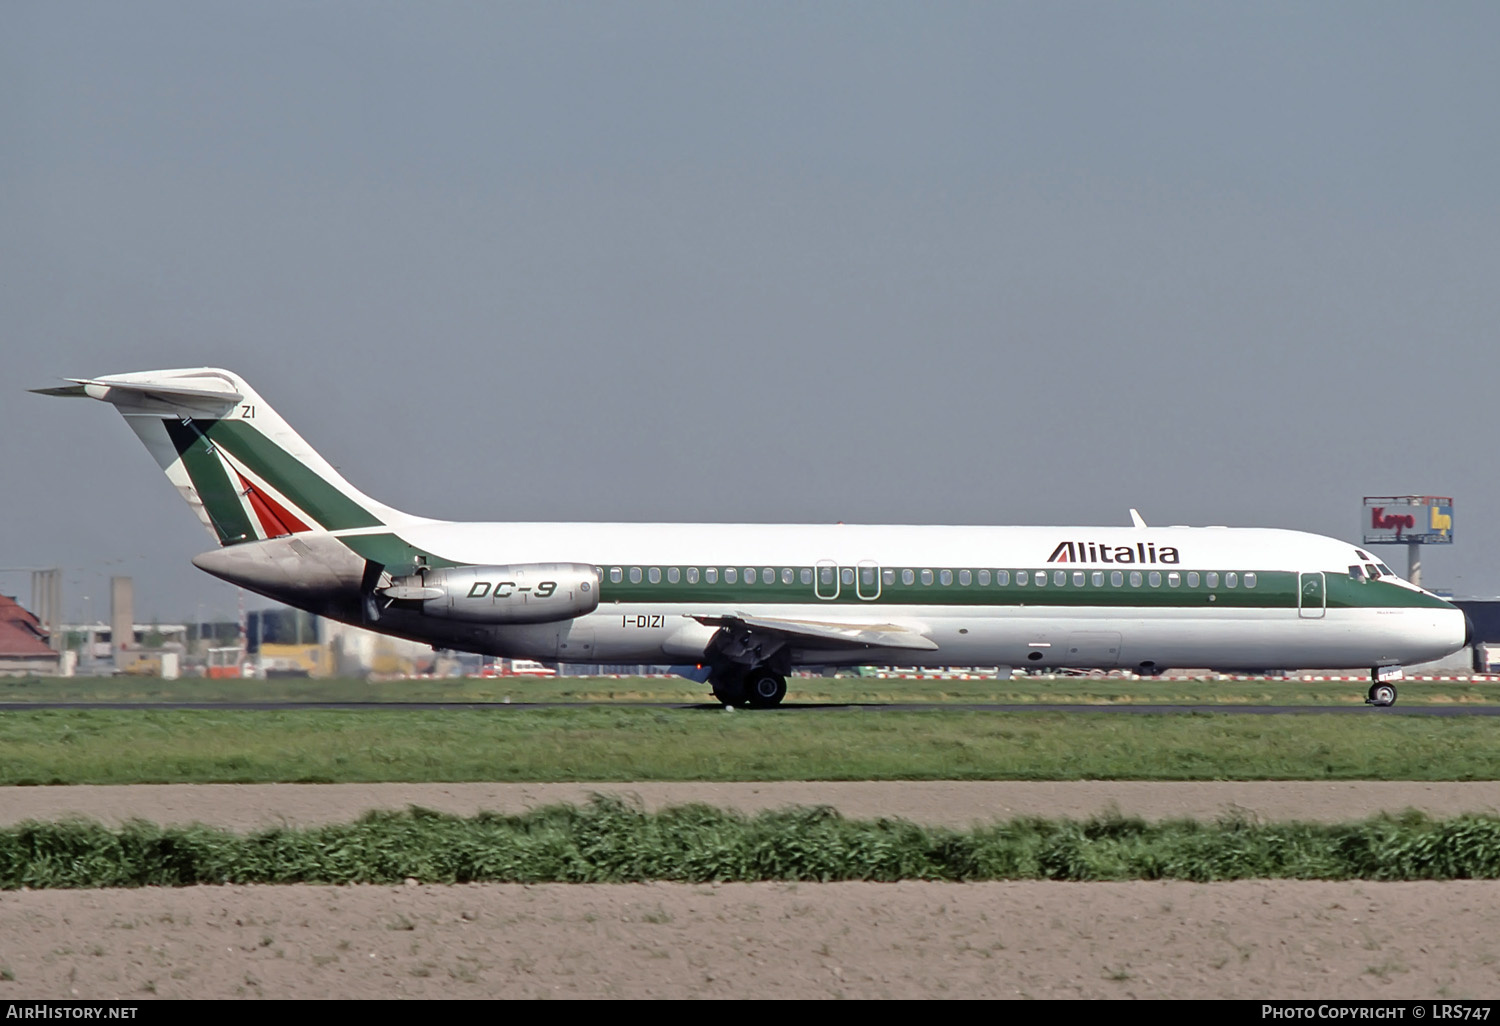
[388, 563, 601, 624]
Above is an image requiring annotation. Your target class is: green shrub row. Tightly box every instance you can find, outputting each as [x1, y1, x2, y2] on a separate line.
[6, 798, 1500, 887]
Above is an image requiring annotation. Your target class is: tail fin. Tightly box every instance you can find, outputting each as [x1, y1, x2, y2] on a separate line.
[35, 368, 416, 546]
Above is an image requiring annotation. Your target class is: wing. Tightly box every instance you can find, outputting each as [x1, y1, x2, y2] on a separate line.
[689, 612, 938, 651]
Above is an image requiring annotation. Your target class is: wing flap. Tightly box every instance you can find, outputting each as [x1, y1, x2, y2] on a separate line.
[690, 612, 939, 651]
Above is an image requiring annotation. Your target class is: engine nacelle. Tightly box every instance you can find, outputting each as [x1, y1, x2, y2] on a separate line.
[419, 563, 600, 624]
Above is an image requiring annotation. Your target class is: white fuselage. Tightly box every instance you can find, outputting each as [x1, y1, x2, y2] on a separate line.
[318, 521, 1466, 672]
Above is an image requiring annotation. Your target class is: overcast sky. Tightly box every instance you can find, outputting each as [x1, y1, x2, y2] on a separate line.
[4, 1, 1499, 624]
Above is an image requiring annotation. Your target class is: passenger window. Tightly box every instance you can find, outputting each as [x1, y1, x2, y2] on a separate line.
[841, 567, 855, 586]
[861, 567, 875, 586]
[725, 568, 738, 584]
[1016, 571, 1028, 586]
[1245, 572, 1257, 588]
[978, 570, 991, 586]
[686, 567, 699, 584]
[1167, 571, 1180, 588]
[939, 569, 953, 586]
[1226, 572, 1238, 589]
[744, 567, 756, 583]
[882, 569, 895, 585]
[1148, 571, 1161, 587]
[648, 567, 661, 584]
[1035, 571, 1047, 588]
[763, 568, 775, 584]
[820, 566, 834, 585]
[959, 569, 972, 586]
[610, 567, 622, 584]
[1072, 571, 1085, 587]
[667, 567, 680, 584]
[1092, 571, 1104, 587]
[1053, 570, 1066, 586]
[801, 568, 813, 585]
[1206, 572, 1219, 588]
[1187, 572, 1199, 587]
[996, 570, 1010, 586]
[1111, 570, 1124, 587]
[901, 568, 915, 586]
[920, 569, 934, 585]
[782, 568, 794, 585]
[1129, 571, 1142, 587]
[629, 567, 642, 584]
[705, 567, 718, 584]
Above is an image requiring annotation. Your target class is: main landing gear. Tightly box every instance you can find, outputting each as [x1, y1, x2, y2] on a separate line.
[704, 624, 790, 708]
[709, 666, 788, 708]
[744, 668, 788, 708]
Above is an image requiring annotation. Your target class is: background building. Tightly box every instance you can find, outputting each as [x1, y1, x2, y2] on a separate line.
[0, 595, 62, 675]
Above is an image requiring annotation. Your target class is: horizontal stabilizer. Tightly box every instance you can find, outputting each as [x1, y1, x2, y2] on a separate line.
[62, 376, 244, 405]
[690, 612, 939, 651]
[35, 367, 414, 547]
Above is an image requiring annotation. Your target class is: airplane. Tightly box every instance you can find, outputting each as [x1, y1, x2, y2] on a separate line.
[35, 367, 1472, 708]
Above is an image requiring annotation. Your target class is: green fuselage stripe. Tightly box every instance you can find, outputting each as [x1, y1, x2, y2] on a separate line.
[338, 532, 460, 570]
[593, 568, 1448, 611]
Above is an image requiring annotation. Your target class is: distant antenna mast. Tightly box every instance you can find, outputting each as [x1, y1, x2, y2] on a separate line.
[1129, 509, 1147, 528]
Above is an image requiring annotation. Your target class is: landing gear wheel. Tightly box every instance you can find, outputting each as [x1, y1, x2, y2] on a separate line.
[710, 669, 748, 706]
[1367, 682, 1398, 707]
[744, 670, 787, 709]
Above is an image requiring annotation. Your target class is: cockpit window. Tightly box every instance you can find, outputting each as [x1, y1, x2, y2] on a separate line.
[1356, 549, 1373, 561]
[1349, 565, 1365, 580]
[1377, 563, 1394, 576]
[1365, 564, 1380, 579]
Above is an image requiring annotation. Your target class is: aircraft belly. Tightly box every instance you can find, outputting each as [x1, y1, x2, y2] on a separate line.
[300, 601, 1468, 672]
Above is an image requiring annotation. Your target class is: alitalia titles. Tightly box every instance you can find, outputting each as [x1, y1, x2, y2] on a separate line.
[1047, 541, 1180, 564]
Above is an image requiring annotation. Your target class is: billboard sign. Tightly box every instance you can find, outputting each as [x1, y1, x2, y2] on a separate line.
[1362, 496, 1453, 545]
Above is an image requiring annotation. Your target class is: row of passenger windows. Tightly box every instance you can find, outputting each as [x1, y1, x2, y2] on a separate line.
[604, 566, 1258, 590]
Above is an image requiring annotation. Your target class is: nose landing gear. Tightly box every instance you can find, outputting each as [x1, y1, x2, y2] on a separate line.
[1366, 680, 1398, 707]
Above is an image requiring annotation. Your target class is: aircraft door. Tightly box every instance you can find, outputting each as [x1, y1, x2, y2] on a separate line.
[816, 560, 840, 600]
[1298, 572, 1326, 619]
[857, 560, 881, 601]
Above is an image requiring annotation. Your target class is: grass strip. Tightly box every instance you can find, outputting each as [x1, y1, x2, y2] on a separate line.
[6, 673, 1499, 706]
[6, 799, 1500, 887]
[6, 708, 1500, 783]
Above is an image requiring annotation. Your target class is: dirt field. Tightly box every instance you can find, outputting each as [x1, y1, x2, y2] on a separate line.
[3, 782, 1500, 999]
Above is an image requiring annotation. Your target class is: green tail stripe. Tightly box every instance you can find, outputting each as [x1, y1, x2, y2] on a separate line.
[190, 419, 384, 532]
[162, 420, 257, 545]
